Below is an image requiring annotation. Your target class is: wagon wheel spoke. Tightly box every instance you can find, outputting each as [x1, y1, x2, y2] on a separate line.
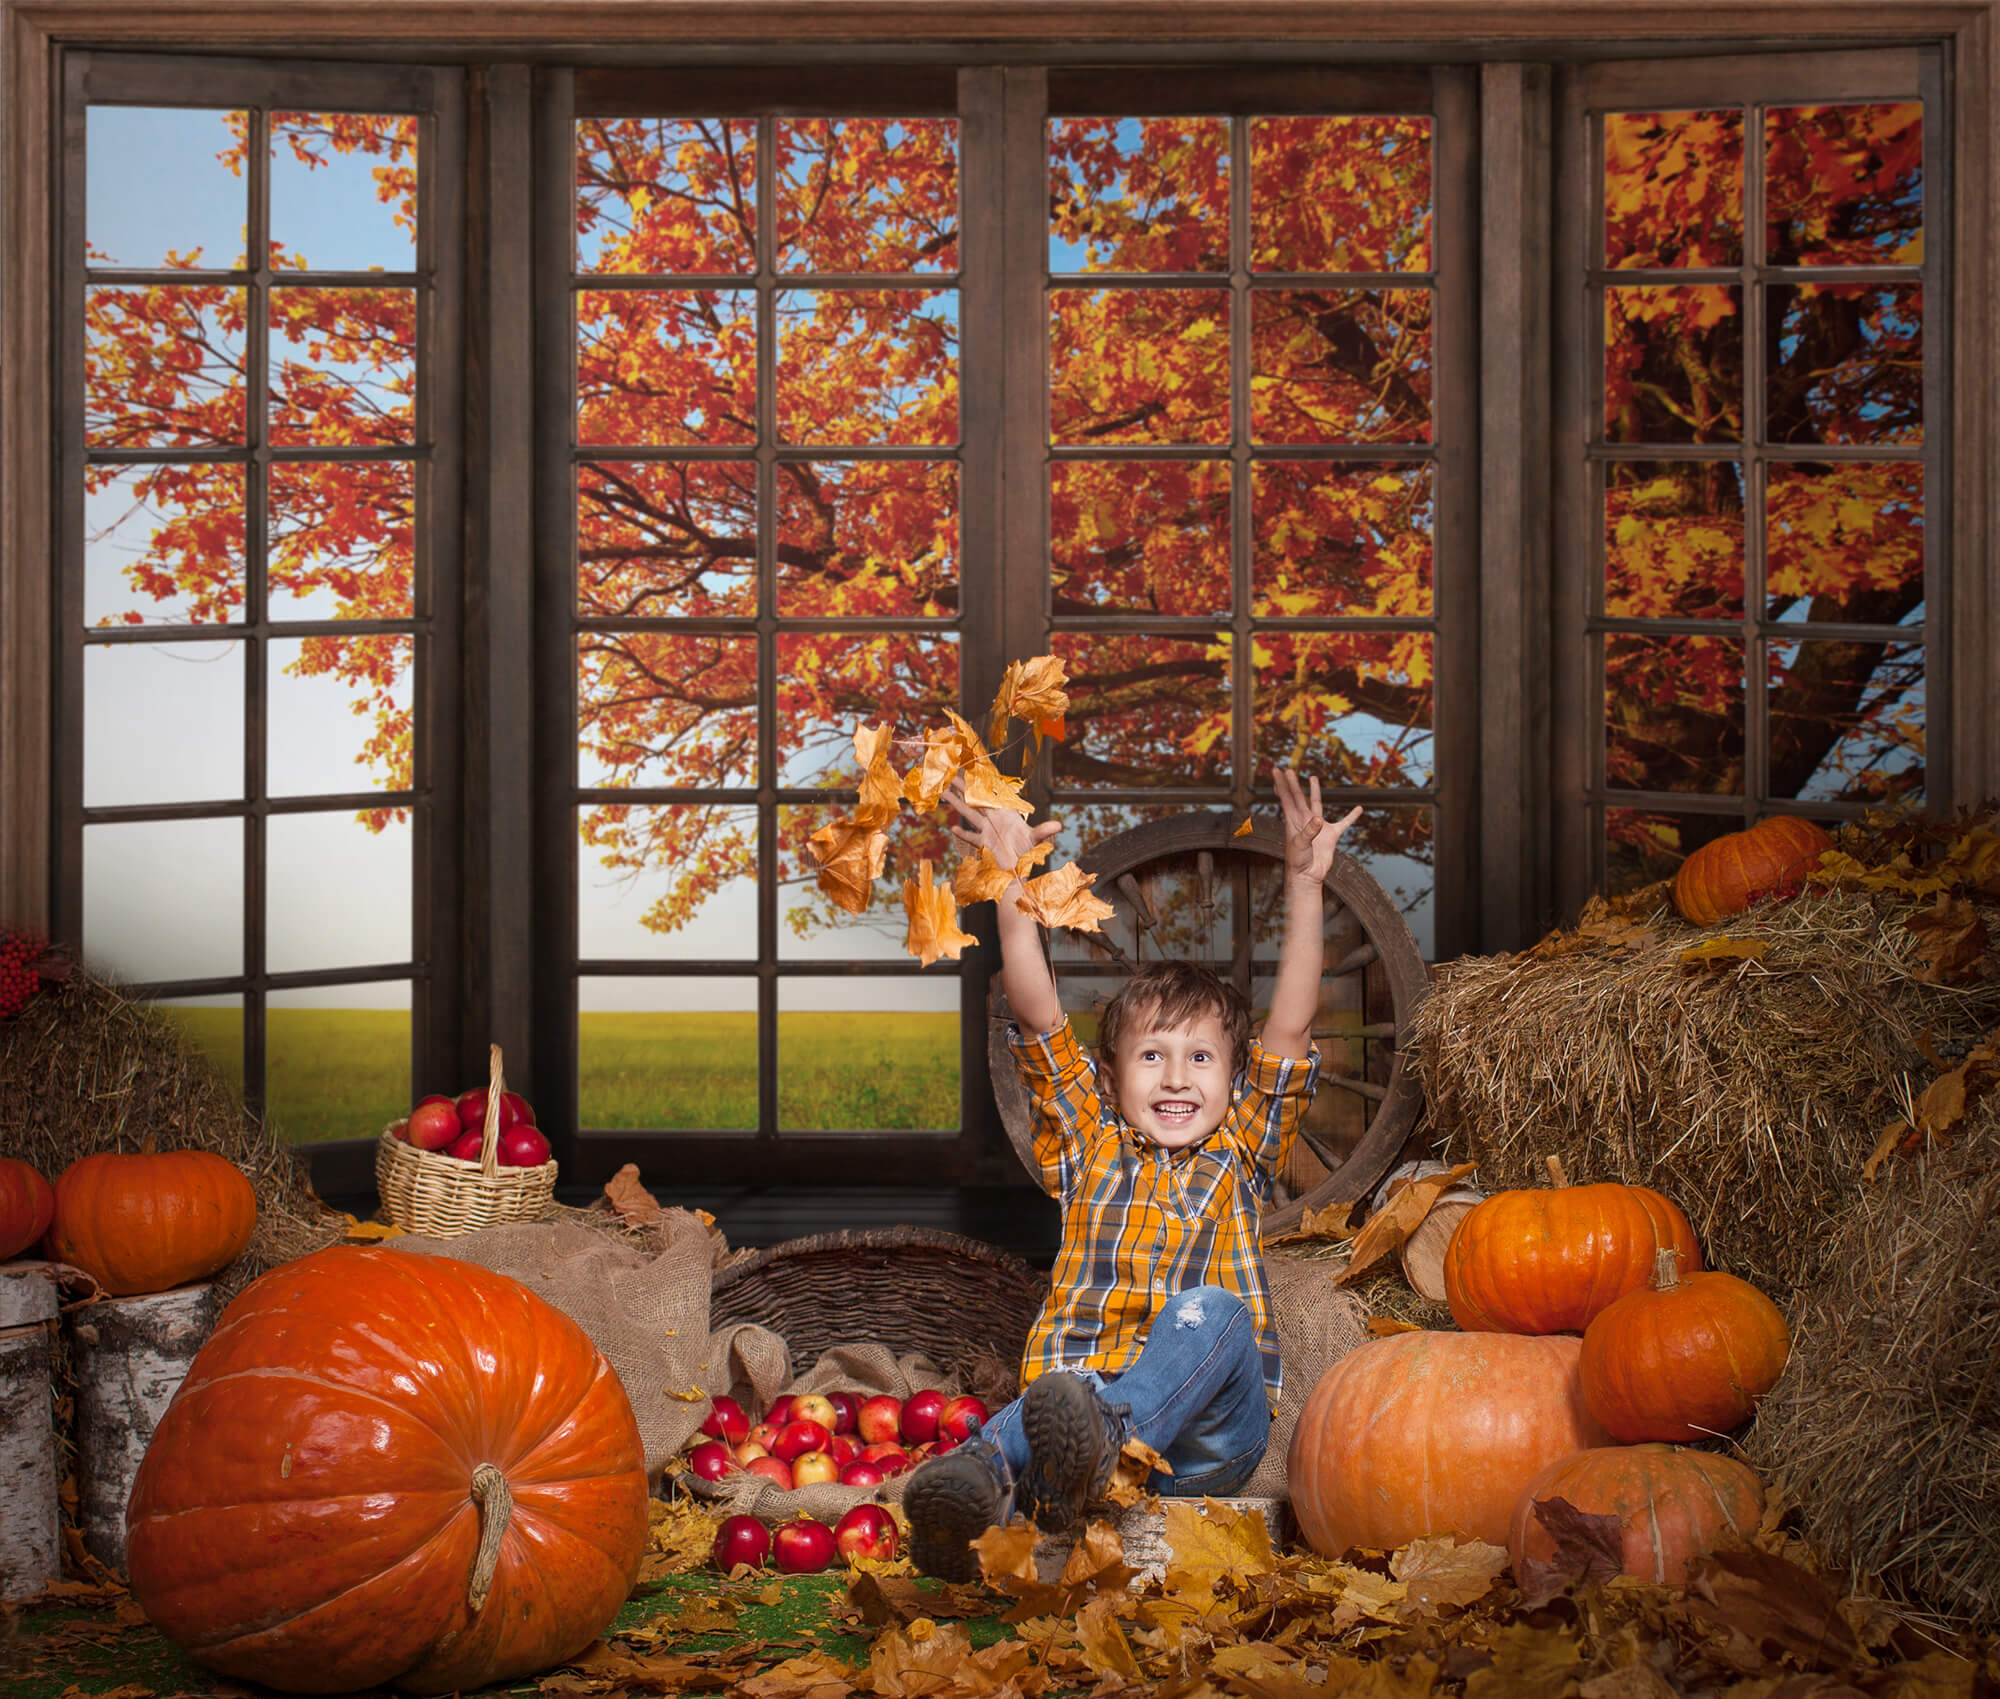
[1322, 1072, 1387, 1103]
[1329, 941, 1379, 977]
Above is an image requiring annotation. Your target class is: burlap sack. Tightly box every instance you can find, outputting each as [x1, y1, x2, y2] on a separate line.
[1244, 1255, 1369, 1499]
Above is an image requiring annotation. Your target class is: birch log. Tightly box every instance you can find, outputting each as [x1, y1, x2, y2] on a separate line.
[66, 1283, 222, 1575]
[0, 1265, 61, 1600]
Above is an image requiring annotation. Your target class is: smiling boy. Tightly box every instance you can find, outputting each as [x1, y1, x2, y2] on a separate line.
[901, 768, 1359, 1581]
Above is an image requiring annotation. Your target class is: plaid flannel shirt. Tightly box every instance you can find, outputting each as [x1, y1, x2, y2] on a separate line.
[1009, 1014, 1320, 1411]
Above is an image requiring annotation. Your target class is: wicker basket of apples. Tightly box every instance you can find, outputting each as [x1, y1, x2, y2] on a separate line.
[375, 1043, 557, 1236]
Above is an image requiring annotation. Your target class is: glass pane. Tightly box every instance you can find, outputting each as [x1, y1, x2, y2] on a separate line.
[1770, 638, 1924, 805]
[1766, 103, 1923, 267]
[1252, 461, 1433, 618]
[1253, 631, 1434, 790]
[267, 633, 414, 797]
[1341, 806, 1435, 961]
[775, 289, 959, 447]
[773, 631, 957, 789]
[578, 460, 758, 620]
[1051, 460, 1230, 616]
[269, 459, 416, 621]
[1052, 631, 1229, 790]
[1050, 288, 1229, 445]
[1603, 460, 1745, 619]
[267, 810, 411, 973]
[1250, 289, 1432, 444]
[1767, 283, 1922, 447]
[580, 976, 758, 1131]
[1604, 285, 1741, 444]
[1050, 841, 1244, 972]
[578, 803, 758, 961]
[269, 288, 416, 445]
[777, 801, 953, 963]
[86, 463, 246, 626]
[776, 460, 959, 617]
[269, 113, 418, 273]
[266, 986, 410, 1147]
[1048, 117, 1228, 274]
[1767, 461, 1923, 625]
[87, 107, 246, 269]
[1250, 116, 1432, 274]
[577, 288, 756, 446]
[86, 285, 246, 449]
[83, 817, 242, 983]
[1606, 633, 1745, 795]
[576, 118, 757, 275]
[1603, 110, 1745, 269]
[84, 640, 243, 806]
[1605, 807, 1742, 897]
[1048, 802, 1196, 871]
[777, 119, 959, 273]
[150, 995, 244, 1101]
[577, 632, 758, 789]
[778, 975, 958, 1131]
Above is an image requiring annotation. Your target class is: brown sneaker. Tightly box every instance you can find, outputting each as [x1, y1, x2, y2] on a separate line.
[1019, 1373, 1129, 1535]
[902, 1434, 1014, 1583]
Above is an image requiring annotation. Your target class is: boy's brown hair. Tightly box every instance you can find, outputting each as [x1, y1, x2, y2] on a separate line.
[1096, 960, 1253, 1085]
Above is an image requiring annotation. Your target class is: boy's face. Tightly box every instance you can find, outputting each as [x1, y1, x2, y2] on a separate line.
[1109, 1006, 1234, 1152]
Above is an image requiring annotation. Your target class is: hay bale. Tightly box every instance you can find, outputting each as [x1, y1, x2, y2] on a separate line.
[1412, 888, 2000, 1300]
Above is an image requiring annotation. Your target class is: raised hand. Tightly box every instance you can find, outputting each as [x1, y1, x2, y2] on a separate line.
[943, 779, 1059, 875]
[1274, 766, 1361, 888]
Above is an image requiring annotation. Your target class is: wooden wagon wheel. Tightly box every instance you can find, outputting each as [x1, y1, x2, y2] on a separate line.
[987, 813, 1430, 1237]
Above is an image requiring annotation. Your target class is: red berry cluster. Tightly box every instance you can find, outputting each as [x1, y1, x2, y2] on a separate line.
[0, 929, 53, 1020]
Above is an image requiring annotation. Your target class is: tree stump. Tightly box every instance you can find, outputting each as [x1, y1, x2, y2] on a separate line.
[65, 1283, 222, 1575]
[0, 1265, 62, 1600]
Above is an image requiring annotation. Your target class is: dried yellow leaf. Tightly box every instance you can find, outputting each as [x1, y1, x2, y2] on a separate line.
[808, 817, 888, 915]
[903, 860, 977, 967]
[1016, 861, 1117, 933]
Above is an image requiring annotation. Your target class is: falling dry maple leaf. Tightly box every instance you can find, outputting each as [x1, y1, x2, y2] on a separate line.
[1016, 861, 1117, 932]
[952, 842, 1053, 904]
[903, 860, 977, 967]
[852, 721, 905, 828]
[807, 816, 888, 915]
[987, 653, 1071, 747]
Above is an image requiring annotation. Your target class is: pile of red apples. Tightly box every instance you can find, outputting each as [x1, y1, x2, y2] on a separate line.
[388, 1085, 552, 1168]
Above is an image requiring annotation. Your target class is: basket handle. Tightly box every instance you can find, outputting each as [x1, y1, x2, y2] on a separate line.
[478, 1043, 505, 1177]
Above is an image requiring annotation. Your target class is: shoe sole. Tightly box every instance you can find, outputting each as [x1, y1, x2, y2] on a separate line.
[1020, 1375, 1108, 1535]
[903, 1459, 1000, 1584]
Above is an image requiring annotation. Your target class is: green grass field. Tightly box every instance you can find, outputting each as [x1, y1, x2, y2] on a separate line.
[154, 1007, 960, 1145]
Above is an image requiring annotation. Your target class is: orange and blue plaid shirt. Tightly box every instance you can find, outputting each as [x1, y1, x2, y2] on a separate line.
[1009, 1015, 1320, 1412]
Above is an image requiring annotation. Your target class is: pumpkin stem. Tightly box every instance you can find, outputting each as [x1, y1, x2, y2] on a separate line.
[1545, 1154, 1568, 1188]
[1653, 1245, 1682, 1291]
[467, 1462, 514, 1613]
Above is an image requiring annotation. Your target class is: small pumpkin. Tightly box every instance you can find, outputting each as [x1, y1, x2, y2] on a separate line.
[1672, 817, 1834, 925]
[44, 1146, 257, 1295]
[1288, 1329, 1611, 1555]
[0, 1157, 56, 1260]
[1443, 1175, 1701, 1335]
[1579, 1247, 1791, 1441]
[1508, 1443, 1764, 1586]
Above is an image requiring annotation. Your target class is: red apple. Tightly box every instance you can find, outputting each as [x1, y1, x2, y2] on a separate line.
[771, 1418, 831, 1463]
[732, 1440, 770, 1466]
[791, 1449, 839, 1486]
[745, 1456, 794, 1490]
[857, 1395, 903, 1445]
[702, 1395, 750, 1446]
[829, 1433, 863, 1468]
[455, 1086, 536, 1132]
[827, 1392, 860, 1435]
[747, 1421, 782, 1452]
[939, 1394, 989, 1443]
[932, 1435, 961, 1456]
[713, 1513, 770, 1572]
[834, 1503, 900, 1564]
[837, 1460, 885, 1488]
[901, 1389, 946, 1444]
[765, 1395, 796, 1428]
[772, 1518, 837, 1575]
[860, 1444, 910, 1477]
[406, 1098, 462, 1151]
[686, 1440, 736, 1483]
[444, 1128, 487, 1163]
[790, 1392, 838, 1434]
[390, 1118, 412, 1142]
[496, 1124, 552, 1168]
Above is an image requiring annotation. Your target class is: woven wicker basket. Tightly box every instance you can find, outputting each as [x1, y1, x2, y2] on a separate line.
[374, 1043, 558, 1237]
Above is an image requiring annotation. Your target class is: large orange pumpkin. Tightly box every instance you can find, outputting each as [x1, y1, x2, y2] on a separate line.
[1507, 1443, 1764, 1586]
[1443, 1181, 1700, 1334]
[44, 1147, 257, 1295]
[127, 1247, 649, 1695]
[1288, 1330, 1612, 1556]
[1672, 817, 1834, 925]
[0, 1156, 55, 1260]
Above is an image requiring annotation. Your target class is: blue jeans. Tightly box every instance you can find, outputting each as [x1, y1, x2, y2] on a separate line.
[978, 1284, 1270, 1499]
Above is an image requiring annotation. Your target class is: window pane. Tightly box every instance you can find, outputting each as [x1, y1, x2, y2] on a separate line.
[580, 976, 758, 1131]
[269, 113, 418, 273]
[1604, 806, 1741, 897]
[83, 817, 242, 983]
[775, 288, 959, 447]
[266, 986, 410, 1147]
[1767, 461, 1923, 624]
[576, 118, 757, 275]
[1050, 288, 1229, 445]
[1769, 638, 1924, 805]
[1049, 802, 1198, 869]
[1606, 632, 1745, 795]
[1253, 631, 1434, 790]
[84, 640, 243, 807]
[1603, 461, 1745, 619]
[776, 460, 959, 618]
[1252, 461, 1432, 617]
[773, 631, 957, 789]
[1052, 631, 1229, 790]
[1051, 460, 1230, 616]
[579, 803, 758, 961]
[577, 288, 756, 445]
[1603, 110, 1744, 269]
[87, 107, 247, 270]
[1250, 289, 1432, 444]
[267, 810, 411, 972]
[778, 976, 958, 1131]
[1048, 117, 1228, 274]
[1251, 116, 1431, 274]
[1767, 283, 1922, 446]
[577, 631, 758, 789]
[269, 459, 416, 621]
[777, 802, 952, 963]
[268, 633, 414, 796]
[86, 463, 246, 627]
[1245, 809, 1434, 959]
[777, 119, 959, 274]
[1766, 103, 1923, 267]
[150, 995, 244, 1100]
[269, 287, 416, 446]
[578, 460, 758, 620]
[1604, 285, 1742, 444]
[87, 285, 246, 448]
